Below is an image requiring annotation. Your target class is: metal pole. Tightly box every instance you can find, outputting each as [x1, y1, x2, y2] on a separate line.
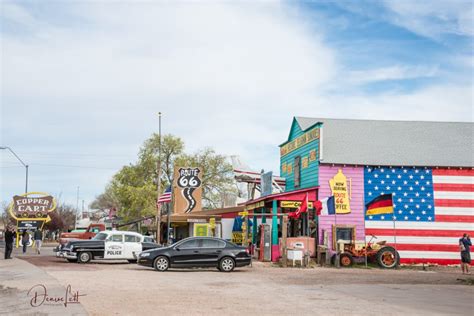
[75, 186, 80, 230]
[156, 112, 162, 245]
[166, 203, 171, 245]
[1, 146, 28, 193]
[25, 165, 29, 193]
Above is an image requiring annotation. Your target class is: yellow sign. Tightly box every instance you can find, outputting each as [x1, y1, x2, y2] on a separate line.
[193, 223, 209, 237]
[280, 128, 320, 157]
[309, 149, 317, 162]
[329, 169, 351, 214]
[231, 232, 253, 244]
[209, 218, 216, 229]
[8, 192, 57, 221]
[282, 162, 287, 173]
[302, 157, 308, 169]
[280, 201, 314, 209]
[244, 201, 264, 211]
[287, 163, 293, 174]
[238, 211, 249, 217]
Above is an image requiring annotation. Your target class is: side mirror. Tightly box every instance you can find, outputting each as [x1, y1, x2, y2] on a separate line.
[175, 247, 180, 251]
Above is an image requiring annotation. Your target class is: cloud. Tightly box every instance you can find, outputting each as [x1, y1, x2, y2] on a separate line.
[383, 0, 474, 38]
[343, 65, 439, 86]
[1, 2, 472, 206]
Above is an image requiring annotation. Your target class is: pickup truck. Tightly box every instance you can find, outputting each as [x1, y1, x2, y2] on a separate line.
[58, 223, 106, 246]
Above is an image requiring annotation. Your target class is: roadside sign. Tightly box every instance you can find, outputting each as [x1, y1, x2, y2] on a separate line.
[238, 211, 249, 217]
[209, 218, 215, 229]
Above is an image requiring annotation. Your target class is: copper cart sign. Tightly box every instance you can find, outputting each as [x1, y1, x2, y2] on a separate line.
[9, 192, 57, 221]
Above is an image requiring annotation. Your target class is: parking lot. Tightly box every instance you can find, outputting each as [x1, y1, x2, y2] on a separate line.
[0, 245, 473, 315]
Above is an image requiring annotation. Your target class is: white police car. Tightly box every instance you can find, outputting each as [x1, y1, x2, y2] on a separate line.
[56, 230, 160, 263]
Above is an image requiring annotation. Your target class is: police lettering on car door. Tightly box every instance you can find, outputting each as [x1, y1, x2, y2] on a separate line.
[105, 234, 124, 259]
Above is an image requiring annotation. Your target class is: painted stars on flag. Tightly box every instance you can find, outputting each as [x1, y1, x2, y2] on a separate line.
[364, 166, 435, 222]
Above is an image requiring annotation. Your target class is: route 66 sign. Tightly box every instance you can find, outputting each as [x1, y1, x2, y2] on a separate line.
[174, 167, 202, 213]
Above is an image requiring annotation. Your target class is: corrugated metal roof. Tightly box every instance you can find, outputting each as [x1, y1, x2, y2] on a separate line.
[295, 117, 474, 167]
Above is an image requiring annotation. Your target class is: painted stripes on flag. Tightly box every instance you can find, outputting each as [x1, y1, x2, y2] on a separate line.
[365, 167, 474, 265]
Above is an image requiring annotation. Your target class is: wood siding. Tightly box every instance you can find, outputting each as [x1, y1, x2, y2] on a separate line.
[280, 121, 320, 191]
[318, 165, 365, 251]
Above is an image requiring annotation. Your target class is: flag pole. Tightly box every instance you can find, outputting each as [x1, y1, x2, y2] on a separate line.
[391, 193, 397, 248]
[156, 112, 162, 245]
[334, 198, 339, 268]
[364, 207, 368, 268]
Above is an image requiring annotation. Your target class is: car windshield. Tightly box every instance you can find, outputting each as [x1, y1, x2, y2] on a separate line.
[93, 233, 108, 241]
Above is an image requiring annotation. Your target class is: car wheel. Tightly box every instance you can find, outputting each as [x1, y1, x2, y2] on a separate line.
[78, 252, 92, 264]
[219, 257, 235, 272]
[154, 256, 169, 272]
[67, 258, 77, 263]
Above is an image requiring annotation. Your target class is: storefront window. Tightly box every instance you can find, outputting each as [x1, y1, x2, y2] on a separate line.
[332, 225, 355, 249]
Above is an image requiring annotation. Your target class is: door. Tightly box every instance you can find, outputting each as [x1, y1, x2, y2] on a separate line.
[171, 239, 202, 266]
[123, 234, 142, 259]
[199, 239, 226, 266]
[104, 234, 124, 259]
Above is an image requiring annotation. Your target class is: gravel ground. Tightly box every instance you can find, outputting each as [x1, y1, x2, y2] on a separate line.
[16, 250, 474, 316]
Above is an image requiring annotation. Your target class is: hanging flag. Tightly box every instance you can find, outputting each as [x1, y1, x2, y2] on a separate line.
[292, 193, 309, 219]
[366, 193, 394, 215]
[319, 196, 336, 215]
[157, 186, 172, 204]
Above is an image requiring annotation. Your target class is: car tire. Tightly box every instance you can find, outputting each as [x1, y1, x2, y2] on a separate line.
[127, 259, 137, 263]
[154, 256, 169, 272]
[219, 257, 235, 272]
[67, 258, 77, 263]
[78, 251, 92, 264]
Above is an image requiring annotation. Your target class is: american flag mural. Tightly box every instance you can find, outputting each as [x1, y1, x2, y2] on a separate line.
[364, 166, 474, 265]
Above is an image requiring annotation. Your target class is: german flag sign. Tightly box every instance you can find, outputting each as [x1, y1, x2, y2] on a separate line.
[365, 194, 394, 216]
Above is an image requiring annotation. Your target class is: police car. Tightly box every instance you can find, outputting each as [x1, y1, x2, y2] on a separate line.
[56, 230, 160, 263]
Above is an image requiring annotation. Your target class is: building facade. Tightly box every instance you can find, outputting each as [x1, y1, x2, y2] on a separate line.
[279, 117, 473, 265]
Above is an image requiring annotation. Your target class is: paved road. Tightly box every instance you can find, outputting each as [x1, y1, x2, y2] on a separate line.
[11, 249, 474, 315]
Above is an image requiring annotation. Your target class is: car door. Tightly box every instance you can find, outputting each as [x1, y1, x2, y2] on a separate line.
[123, 234, 142, 259]
[104, 233, 124, 259]
[199, 239, 226, 266]
[171, 239, 202, 266]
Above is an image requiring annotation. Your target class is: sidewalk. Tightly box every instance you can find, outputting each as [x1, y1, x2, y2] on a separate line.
[0, 249, 88, 315]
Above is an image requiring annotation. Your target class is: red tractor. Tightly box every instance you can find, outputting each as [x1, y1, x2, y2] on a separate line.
[332, 235, 400, 269]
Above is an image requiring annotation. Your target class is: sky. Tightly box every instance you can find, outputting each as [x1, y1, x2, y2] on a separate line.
[1, 0, 473, 209]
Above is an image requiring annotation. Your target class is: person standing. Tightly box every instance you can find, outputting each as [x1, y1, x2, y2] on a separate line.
[34, 229, 43, 255]
[21, 231, 30, 254]
[4, 226, 15, 259]
[459, 233, 472, 274]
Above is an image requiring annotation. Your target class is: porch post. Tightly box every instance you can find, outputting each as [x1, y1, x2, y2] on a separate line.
[271, 200, 280, 261]
[252, 212, 258, 244]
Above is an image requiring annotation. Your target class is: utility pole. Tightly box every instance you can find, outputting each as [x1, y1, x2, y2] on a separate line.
[0, 146, 28, 193]
[156, 112, 162, 245]
[75, 186, 80, 230]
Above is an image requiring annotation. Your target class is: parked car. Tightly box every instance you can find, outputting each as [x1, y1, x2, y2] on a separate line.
[57, 230, 160, 263]
[58, 223, 106, 247]
[138, 237, 251, 272]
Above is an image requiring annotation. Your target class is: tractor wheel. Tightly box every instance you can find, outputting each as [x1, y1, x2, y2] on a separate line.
[376, 246, 399, 269]
[339, 253, 354, 267]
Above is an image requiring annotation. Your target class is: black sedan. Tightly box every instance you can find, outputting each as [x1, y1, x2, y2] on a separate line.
[138, 237, 251, 272]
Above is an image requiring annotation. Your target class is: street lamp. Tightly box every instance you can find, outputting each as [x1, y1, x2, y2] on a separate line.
[0, 146, 29, 193]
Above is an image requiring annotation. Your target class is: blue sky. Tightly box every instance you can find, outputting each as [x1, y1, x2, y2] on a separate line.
[1, 0, 472, 209]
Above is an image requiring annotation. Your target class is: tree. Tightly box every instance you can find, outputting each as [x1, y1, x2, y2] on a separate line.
[92, 133, 236, 221]
[175, 148, 237, 209]
[45, 203, 77, 231]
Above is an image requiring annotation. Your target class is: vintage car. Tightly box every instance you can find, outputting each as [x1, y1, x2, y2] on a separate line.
[56, 230, 160, 263]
